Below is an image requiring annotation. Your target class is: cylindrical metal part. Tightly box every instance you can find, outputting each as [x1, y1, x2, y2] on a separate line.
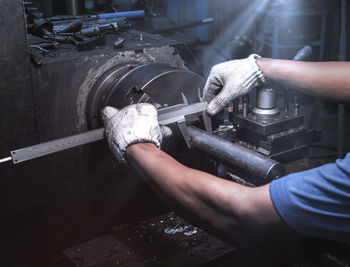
[243, 95, 249, 117]
[58, 19, 82, 33]
[256, 87, 276, 109]
[253, 85, 279, 116]
[187, 126, 285, 184]
[293, 45, 313, 61]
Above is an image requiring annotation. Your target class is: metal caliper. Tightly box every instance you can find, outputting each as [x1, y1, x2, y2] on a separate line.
[0, 93, 210, 164]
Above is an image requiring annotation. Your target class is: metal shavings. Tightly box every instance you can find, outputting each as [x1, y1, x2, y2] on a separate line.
[184, 228, 198, 236]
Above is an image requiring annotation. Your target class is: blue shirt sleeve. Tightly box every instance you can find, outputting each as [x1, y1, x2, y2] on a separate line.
[270, 153, 350, 244]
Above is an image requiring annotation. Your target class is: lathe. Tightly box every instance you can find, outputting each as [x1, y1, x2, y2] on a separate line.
[1, 1, 347, 266]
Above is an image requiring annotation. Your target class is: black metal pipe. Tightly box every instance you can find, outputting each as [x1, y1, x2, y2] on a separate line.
[292, 45, 313, 61]
[148, 18, 214, 34]
[187, 126, 285, 184]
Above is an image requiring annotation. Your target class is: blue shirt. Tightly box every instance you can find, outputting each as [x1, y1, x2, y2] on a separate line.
[270, 153, 350, 243]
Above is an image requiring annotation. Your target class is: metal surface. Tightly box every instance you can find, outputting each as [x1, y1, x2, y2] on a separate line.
[198, 87, 212, 133]
[5, 101, 208, 164]
[101, 63, 205, 116]
[87, 63, 205, 128]
[252, 107, 280, 116]
[0, 157, 12, 163]
[64, 212, 233, 266]
[255, 4, 325, 60]
[256, 87, 277, 110]
[243, 95, 249, 117]
[158, 101, 208, 125]
[86, 65, 133, 128]
[10, 129, 104, 164]
[234, 111, 304, 136]
[187, 126, 285, 184]
[178, 120, 191, 148]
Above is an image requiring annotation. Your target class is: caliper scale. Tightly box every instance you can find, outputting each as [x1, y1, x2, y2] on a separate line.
[0, 96, 209, 164]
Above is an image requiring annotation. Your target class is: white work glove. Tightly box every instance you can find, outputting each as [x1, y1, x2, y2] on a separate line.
[102, 103, 171, 163]
[203, 54, 268, 116]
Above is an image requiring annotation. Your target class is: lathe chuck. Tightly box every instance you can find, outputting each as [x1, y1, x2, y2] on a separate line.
[86, 63, 205, 128]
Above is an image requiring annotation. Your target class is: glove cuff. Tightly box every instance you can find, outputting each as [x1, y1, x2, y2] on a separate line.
[109, 139, 161, 164]
[248, 54, 269, 85]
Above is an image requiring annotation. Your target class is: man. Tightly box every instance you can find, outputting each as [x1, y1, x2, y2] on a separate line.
[102, 55, 350, 246]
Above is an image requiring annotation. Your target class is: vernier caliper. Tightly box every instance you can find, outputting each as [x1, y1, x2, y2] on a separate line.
[0, 94, 210, 165]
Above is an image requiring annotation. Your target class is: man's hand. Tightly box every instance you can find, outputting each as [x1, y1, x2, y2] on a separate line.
[102, 103, 170, 162]
[203, 54, 268, 116]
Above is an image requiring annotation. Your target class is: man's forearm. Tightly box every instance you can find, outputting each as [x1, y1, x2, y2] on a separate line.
[126, 143, 283, 245]
[257, 58, 350, 102]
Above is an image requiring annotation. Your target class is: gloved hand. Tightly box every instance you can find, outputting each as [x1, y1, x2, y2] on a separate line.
[203, 54, 268, 116]
[102, 103, 171, 162]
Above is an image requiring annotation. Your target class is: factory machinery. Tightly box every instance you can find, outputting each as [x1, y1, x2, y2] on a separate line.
[0, 1, 343, 266]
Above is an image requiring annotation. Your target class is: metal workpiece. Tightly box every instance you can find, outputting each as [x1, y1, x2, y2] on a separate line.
[258, 87, 275, 108]
[253, 85, 278, 116]
[256, 87, 276, 109]
[187, 126, 285, 184]
[253, 86, 280, 116]
[292, 45, 313, 61]
[87, 63, 205, 128]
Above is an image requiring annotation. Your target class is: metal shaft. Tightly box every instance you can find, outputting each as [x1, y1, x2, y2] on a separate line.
[187, 126, 285, 184]
[256, 87, 276, 109]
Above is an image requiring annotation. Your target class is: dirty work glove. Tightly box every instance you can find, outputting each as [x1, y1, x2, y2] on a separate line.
[102, 103, 171, 163]
[203, 54, 268, 116]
